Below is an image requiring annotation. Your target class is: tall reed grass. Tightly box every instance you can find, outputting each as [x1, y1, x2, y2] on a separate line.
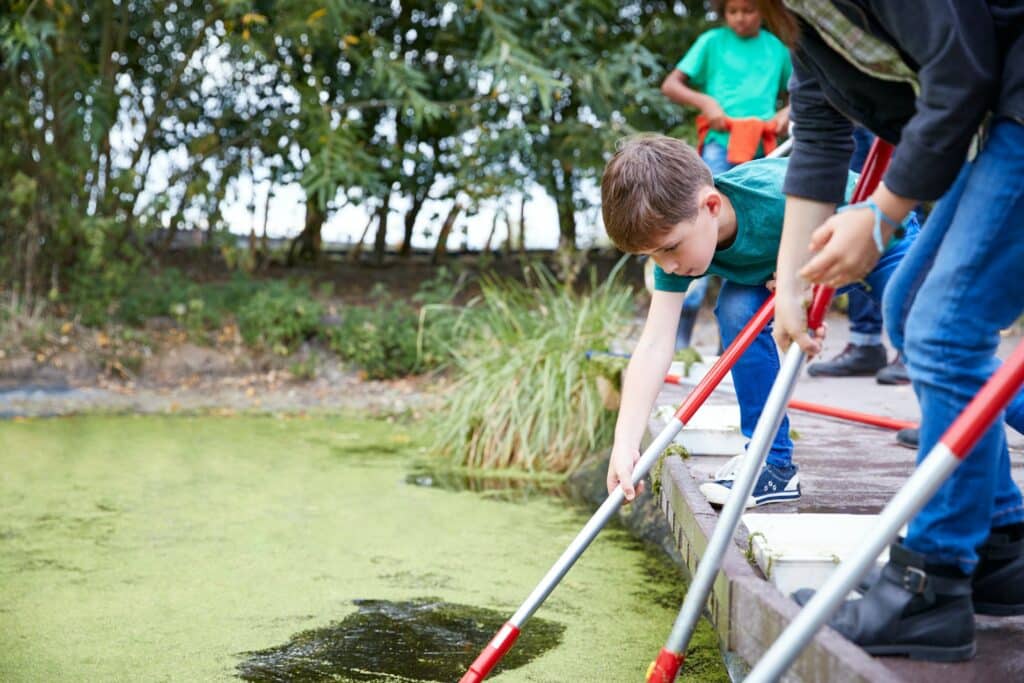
[434, 260, 634, 474]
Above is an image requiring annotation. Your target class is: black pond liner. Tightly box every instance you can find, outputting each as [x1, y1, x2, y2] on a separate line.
[236, 598, 564, 682]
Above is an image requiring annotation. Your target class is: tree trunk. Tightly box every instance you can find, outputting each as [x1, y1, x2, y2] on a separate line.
[431, 200, 463, 265]
[554, 170, 576, 252]
[372, 194, 391, 266]
[518, 194, 527, 253]
[482, 209, 501, 255]
[399, 192, 426, 258]
[348, 214, 375, 263]
[288, 196, 324, 265]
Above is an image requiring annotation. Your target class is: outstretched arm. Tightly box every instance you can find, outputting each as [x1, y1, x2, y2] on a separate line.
[607, 290, 684, 501]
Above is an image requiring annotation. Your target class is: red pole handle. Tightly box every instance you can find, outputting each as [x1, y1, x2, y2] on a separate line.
[459, 622, 520, 683]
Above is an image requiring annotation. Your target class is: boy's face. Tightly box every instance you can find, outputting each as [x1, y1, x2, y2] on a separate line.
[724, 0, 761, 38]
[643, 199, 720, 279]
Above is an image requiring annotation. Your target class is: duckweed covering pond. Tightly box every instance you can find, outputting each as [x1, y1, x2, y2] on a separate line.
[0, 415, 726, 681]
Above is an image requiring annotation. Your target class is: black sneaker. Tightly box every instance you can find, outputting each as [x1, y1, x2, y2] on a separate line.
[896, 427, 919, 449]
[876, 357, 910, 385]
[699, 458, 800, 508]
[807, 343, 888, 377]
[794, 543, 976, 662]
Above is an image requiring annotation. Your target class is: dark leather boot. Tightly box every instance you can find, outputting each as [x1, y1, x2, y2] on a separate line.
[876, 357, 910, 385]
[896, 427, 919, 450]
[806, 343, 887, 377]
[973, 526, 1024, 615]
[794, 543, 975, 662]
[858, 527, 1024, 616]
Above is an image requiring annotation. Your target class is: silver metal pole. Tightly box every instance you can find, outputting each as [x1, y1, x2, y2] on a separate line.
[744, 443, 960, 682]
[509, 419, 684, 626]
[661, 344, 806, 658]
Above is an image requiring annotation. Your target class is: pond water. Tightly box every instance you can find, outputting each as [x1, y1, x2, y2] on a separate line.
[0, 415, 726, 681]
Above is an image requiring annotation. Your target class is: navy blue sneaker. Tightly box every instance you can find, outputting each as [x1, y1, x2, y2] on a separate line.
[699, 458, 800, 508]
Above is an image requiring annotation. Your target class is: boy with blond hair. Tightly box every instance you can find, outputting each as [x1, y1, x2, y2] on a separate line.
[602, 134, 918, 507]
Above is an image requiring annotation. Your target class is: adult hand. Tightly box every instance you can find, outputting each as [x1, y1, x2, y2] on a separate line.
[772, 280, 824, 356]
[701, 96, 728, 131]
[799, 207, 882, 288]
[607, 443, 644, 502]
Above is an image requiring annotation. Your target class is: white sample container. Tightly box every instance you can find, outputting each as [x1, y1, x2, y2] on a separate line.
[741, 514, 901, 596]
[668, 355, 735, 392]
[654, 402, 746, 456]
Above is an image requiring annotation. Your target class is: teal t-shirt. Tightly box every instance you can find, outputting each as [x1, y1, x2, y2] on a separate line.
[654, 158, 860, 293]
[677, 27, 792, 149]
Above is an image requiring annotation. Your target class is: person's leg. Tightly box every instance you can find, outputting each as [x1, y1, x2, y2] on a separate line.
[699, 280, 799, 507]
[901, 120, 1024, 572]
[794, 121, 1024, 661]
[846, 289, 884, 346]
[714, 281, 794, 468]
[849, 125, 875, 174]
[805, 284, 888, 376]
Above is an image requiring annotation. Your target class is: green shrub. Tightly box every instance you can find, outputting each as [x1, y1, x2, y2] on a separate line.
[329, 301, 456, 379]
[434, 260, 633, 474]
[236, 281, 323, 354]
[327, 276, 463, 380]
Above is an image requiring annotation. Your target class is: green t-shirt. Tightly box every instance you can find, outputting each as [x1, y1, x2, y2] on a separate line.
[677, 27, 792, 150]
[654, 158, 859, 293]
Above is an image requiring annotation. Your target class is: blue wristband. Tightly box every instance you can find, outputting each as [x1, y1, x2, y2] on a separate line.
[837, 198, 905, 253]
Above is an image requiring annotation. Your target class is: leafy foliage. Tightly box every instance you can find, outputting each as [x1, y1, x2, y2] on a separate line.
[434, 260, 633, 474]
[236, 281, 324, 355]
[328, 274, 463, 380]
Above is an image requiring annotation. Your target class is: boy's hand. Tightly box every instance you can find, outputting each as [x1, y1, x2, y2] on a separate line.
[607, 443, 645, 502]
[799, 209, 881, 288]
[701, 96, 727, 131]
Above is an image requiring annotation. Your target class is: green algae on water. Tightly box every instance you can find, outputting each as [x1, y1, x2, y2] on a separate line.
[0, 414, 727, 682]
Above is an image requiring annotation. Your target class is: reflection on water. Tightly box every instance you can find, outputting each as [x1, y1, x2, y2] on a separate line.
[236, 598, 564, 682]
[404, 464, 572, 503]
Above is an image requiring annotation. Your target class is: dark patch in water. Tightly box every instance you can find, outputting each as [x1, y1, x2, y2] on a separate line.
[236, 598, 564, 682]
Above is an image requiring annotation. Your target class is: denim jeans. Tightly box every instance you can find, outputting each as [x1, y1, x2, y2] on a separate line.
[715, 216, 919, 469]
[846, 287, 884, 346]
[701, 140, 736, 175]
[882, 118, 1024, 572]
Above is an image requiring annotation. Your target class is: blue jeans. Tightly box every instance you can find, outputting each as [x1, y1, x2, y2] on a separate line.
[701, 140, 736, 175]
[847, 287, 884, 346]
[716, 217, 919, 469]
[882, 118, 1024, 572]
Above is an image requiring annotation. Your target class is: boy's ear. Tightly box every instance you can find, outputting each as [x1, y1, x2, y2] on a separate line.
[704, 189, 723, 216]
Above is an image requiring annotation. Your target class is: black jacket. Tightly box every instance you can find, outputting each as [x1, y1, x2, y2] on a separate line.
[783, 0, 1022, 204]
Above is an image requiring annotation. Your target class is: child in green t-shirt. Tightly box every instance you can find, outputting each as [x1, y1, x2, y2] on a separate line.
[599, 135, 918, 508]
[661, 0, 792, 347]
[661, 0, 792, 173]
